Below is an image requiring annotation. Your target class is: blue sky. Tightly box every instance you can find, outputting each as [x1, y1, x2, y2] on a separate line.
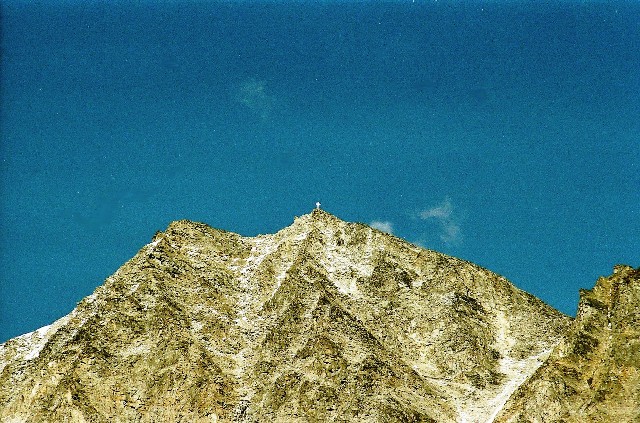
[1, 1, 638, 343]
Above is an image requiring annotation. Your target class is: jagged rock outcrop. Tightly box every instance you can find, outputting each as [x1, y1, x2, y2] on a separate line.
[0, 210, 571, 422]
[495, 264, 640, 422]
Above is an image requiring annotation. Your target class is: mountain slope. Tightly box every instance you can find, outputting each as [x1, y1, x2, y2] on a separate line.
[0, 210, 570, 422]
[495, 264, 640, 422]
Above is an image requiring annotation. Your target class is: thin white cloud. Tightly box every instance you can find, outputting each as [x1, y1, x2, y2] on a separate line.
[419, 197, 462, 244]
[441, 220, 462, 244]
[233, 77, 274, 120]
[419, 198, 453, 220]
[370, 220, 394, 234]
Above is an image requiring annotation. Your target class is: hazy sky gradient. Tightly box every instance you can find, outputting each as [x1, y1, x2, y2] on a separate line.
[1, 1, 638, 342]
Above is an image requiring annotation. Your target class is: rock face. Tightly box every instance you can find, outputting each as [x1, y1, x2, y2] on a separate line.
[0, 210, 574, 422]
[495, 265, 640, 423]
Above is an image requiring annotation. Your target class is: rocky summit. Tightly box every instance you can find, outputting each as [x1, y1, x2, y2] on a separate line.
[0, 210, 635, 422]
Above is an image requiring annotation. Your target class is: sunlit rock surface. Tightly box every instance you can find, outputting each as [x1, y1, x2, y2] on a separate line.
[495, 265, 640, 423]
[1, 210, 579, 422]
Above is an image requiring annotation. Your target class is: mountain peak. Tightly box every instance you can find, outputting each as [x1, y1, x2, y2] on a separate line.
[4, 213, 630, 422]
[289, 207, 345, 230]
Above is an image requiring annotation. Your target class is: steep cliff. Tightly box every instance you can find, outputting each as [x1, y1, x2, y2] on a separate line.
[0, 210, 571, 422]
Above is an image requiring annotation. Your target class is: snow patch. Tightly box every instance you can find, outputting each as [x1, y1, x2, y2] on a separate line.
[441, 292, 457, 306]
[191, 320, 204, 332]
[23, 325, 52, 361]
[146, 237, 162, 251]
[1, 313, 73, 372]
[446, 310, 555, 423]
[492, 310, 516, 354]
[120, 342, 151, 357]
[332, 277, 361, 297]
[316, 226, 378, 299]
[229, 235, 280, 321]
[225, 228, 314, 411]
[482, 347, 554, 423]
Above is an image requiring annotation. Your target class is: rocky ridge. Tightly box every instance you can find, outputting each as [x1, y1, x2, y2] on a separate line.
[0, 210, 581, 421]
[495, 264, 640, 422]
